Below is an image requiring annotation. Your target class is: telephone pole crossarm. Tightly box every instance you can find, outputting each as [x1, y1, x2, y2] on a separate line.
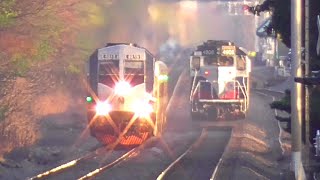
[295, 77, 320, 85]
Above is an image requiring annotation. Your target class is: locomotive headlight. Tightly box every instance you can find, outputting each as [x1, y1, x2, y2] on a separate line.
[114, 81, 131, 96]
[95, 101, 111, 116]
[133, 101, 153, 117]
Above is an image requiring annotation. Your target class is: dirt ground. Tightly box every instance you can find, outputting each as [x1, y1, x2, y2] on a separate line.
[0, 59, 93, 175]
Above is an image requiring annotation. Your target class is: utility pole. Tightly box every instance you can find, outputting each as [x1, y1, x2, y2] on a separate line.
[254, 0, 260, 52]
[291, 0, 306, 179]
[304, 0, 311, 168]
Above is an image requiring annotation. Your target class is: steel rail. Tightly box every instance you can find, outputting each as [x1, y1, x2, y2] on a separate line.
[156, 128, 207, 180]
[27, 145, 112, 180]
[77, 147, 137, 180]
[77, 136, 158, 180]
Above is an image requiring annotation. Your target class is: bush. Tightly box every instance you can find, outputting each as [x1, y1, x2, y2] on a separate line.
[67, 63, 81, 74]
[11, 54, 31, 77]
[0, 0, 18, 28]
[34, 40, 54, 62]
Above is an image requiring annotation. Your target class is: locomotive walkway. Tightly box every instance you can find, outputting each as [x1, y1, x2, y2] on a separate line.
[200, 65, 295, 180]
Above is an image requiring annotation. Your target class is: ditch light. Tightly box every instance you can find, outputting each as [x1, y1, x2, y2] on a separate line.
[158, 74, 169, 81]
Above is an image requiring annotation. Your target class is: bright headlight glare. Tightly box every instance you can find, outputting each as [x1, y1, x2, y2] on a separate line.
[95, 101, 111, 116]
[133, 101, 153, 117]
[145, 93, 157, 103]
[114, 81, 131, 95]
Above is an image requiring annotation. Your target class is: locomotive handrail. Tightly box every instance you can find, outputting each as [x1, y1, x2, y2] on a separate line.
[193, 79, 248, 112]
[190, 70, 199, 102]
[190, 81, 201, 102]
[242, 77, 249, 109]
[234, 80, 248, 111]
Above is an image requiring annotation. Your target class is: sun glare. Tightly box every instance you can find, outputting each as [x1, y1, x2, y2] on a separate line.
[179, 0, 198, 12]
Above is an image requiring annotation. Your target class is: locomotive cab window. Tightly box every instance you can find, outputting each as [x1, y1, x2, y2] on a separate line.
[203, 56, 218, 66]
[124, 60, 144, 86]
[218, 56, 234, 66]
[99, 60, 119, 75]
[98, 60, 119, 86]
[236, 56, 246, 70]
[191, 56, 201, 70]
[124, 60, 144, 75]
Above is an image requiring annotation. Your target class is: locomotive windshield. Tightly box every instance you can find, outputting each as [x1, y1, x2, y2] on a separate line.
[125, 60, 144, 75]
[204, 56, 218, 66]
[218, 56, 234, 66]
[98, 60, 119, 86]
[203, 56, 234, 66]
[124, 60, 144, 86]
[99, 60, 119, 75]
[236, 56, 246, 70]
[191, 56, 201, 70]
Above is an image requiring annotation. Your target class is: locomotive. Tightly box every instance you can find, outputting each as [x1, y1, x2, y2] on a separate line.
[189, 40, 251, 120]
[86, 43, 168, 146]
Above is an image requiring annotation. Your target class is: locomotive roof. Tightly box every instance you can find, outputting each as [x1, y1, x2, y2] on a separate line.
[104, 43, 154, 56]
[191, 40, 247, 56]
[195, 40, 234, 51]
[90, 43, 156, 61]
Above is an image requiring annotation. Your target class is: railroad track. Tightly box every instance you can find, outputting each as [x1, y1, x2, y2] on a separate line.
[156, 128, 230, 180]
[77, 147, 138, 180]
[156, 128, 208, 180]
[27, 145, 112, 180]
[28, 137, 158, 180]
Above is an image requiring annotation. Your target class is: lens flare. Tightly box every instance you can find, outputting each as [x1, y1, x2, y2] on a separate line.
[95, 101, 112, 116]
[132, 101, 153, 117]
[114, 81, 131, 96]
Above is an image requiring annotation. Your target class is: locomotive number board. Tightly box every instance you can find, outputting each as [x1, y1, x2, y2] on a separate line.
[221, 46, 236, 56]
[100, 54, 145, 60]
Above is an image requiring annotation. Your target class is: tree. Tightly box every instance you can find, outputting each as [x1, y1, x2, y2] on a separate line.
[247, 0, 319, 65]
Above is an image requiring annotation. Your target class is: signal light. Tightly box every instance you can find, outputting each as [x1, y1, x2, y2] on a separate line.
[204, 71, 209, 75]
[86, 96, 93, 103]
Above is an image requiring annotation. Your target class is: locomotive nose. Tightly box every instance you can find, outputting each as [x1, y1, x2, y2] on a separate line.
[118, 96, 125, 104]
[114, 81, 131, 96]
